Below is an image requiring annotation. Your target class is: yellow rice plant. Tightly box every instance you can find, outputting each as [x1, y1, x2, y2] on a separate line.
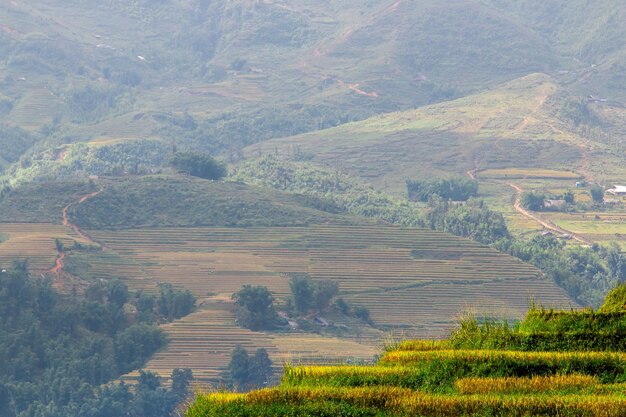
[197, 392, 245, 404]
[285, 365, 415, 379]
[199, 387, 626, 417]
[389, 340, 451, 352]
[246, 386, 413, 408]
[380, 349, 626, 365]
[393, 394, 626, 417]
[455, 375, 598, 394]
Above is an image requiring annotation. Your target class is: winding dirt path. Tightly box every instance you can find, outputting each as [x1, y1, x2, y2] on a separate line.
[507, 183, 591, 245]
[61, 189, 102, 244]
[48, 188, 103, 276]
[49, 252, 66, 275]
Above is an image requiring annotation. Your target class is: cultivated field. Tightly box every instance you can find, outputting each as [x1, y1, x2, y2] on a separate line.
[86, 225, 574, 327]
[0, 222, 90, 272]
[543, 212, 626, 249]
[188, 293, 626, 417]
[477, 168, 582, 180]
[0, 220, 577, 384]
[82, 224, 575, 383]
[123, 299, 380, 385]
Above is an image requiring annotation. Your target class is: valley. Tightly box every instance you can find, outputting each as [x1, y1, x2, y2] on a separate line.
[0, 1, 625, 415]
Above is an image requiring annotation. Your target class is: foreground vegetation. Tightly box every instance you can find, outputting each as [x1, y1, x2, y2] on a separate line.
[187, 286, 626, 416]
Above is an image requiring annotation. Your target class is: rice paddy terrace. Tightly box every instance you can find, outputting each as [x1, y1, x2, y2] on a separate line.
[85, 225, 574, 329]
[78, 224, 575, 383]
[0, 222, 90, 272]
[0, 178, 576, 385]
[188, 289, 626, 417]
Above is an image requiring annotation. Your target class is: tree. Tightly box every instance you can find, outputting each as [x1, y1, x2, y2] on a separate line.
[107, 279, 128, 307]
[138, 370, 161, 391]
[312, 280, 339, 311]
[228, 345, 249, 390]
[171, 368, 193, 399]
[249, 348, 273, 388]
[170, 152, 226, 180]
[232, 285, 278, 330]
[134, 371, 178, 417]
[606, 243, 626, 282]
[521, 191, 545, 211]
[289, 275, 339, 314]
[407, 177, 478, 202]
[354, 306, 370, 322]
[590, 185, 604, 203]
[289, 274, 313, 314]
[158, 283, 196, 322]
[563, 191, 575, 204]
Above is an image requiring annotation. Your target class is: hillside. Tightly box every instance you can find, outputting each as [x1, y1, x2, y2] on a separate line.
[1, 1, 625, 186]
[188, 287, 626, 416]
[81, 224, 573, 384]
[0, 173, 576, 384]
[1, 2, 626, 415]
[244, 73, 626, 196]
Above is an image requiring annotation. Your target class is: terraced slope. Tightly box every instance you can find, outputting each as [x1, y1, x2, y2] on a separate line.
[0, 223, 90, 272]
[188, 291, 626, 417]
[86, 225, 574, 327]
[76, 224, 575, 383]
[123, 299, 380, 384]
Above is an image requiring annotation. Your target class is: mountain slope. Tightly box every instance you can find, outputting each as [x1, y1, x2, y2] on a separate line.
[3, 0, 625, 186]
[244, 73, 626, 194]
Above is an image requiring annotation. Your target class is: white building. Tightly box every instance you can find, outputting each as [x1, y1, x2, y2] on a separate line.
[606, 185, 626, 196]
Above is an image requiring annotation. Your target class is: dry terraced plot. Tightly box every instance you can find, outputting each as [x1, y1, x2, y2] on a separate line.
[0, 221, 576, 384]
[123, 299, 379, 385]
[83, 225, 575, 383]
[0, 222, 91, 272]
[86, 225, 575, 329]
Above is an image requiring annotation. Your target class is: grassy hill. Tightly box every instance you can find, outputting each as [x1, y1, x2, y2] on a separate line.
[0, 175, 361, 228]
[69, 175, 361, 229]
[243, 74, 626, 195]
[187, 287, 626, 416]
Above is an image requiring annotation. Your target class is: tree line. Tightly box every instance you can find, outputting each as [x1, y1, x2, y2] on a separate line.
[231, 274, 369, 331]
[425, 197, 626, 306]
[0, 261, 196, 417]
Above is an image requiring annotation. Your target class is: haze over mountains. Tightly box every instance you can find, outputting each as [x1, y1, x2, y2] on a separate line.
[1, 2, 626, 416]
[0, 0, 625, 184]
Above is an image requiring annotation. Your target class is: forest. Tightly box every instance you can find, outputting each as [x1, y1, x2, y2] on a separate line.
[0, 262, 194, 417]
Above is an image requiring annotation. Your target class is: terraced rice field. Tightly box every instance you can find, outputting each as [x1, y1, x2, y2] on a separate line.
[8, 88, 63, 130]
[0, 223, 90, 272]
[123, 299, 380, 385]
[0, 222, 577, 383]
[477, 168, 582, 180]
[87, 225, 574, 368]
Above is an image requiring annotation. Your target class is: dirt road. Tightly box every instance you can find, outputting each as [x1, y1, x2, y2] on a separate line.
[508, 183, 592, 245]
[48, 188, 103, 276]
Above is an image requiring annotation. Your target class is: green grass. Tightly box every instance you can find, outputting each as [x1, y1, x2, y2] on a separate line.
[0, 180, 93, 223]
[243, 74, 611, 196]
[1, 0, 625, 188]
[70, 175, 367, 229]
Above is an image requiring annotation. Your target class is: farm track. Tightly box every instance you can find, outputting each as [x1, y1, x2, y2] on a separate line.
[48, 187, 103, 276]
[507, 183, 592, 245]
